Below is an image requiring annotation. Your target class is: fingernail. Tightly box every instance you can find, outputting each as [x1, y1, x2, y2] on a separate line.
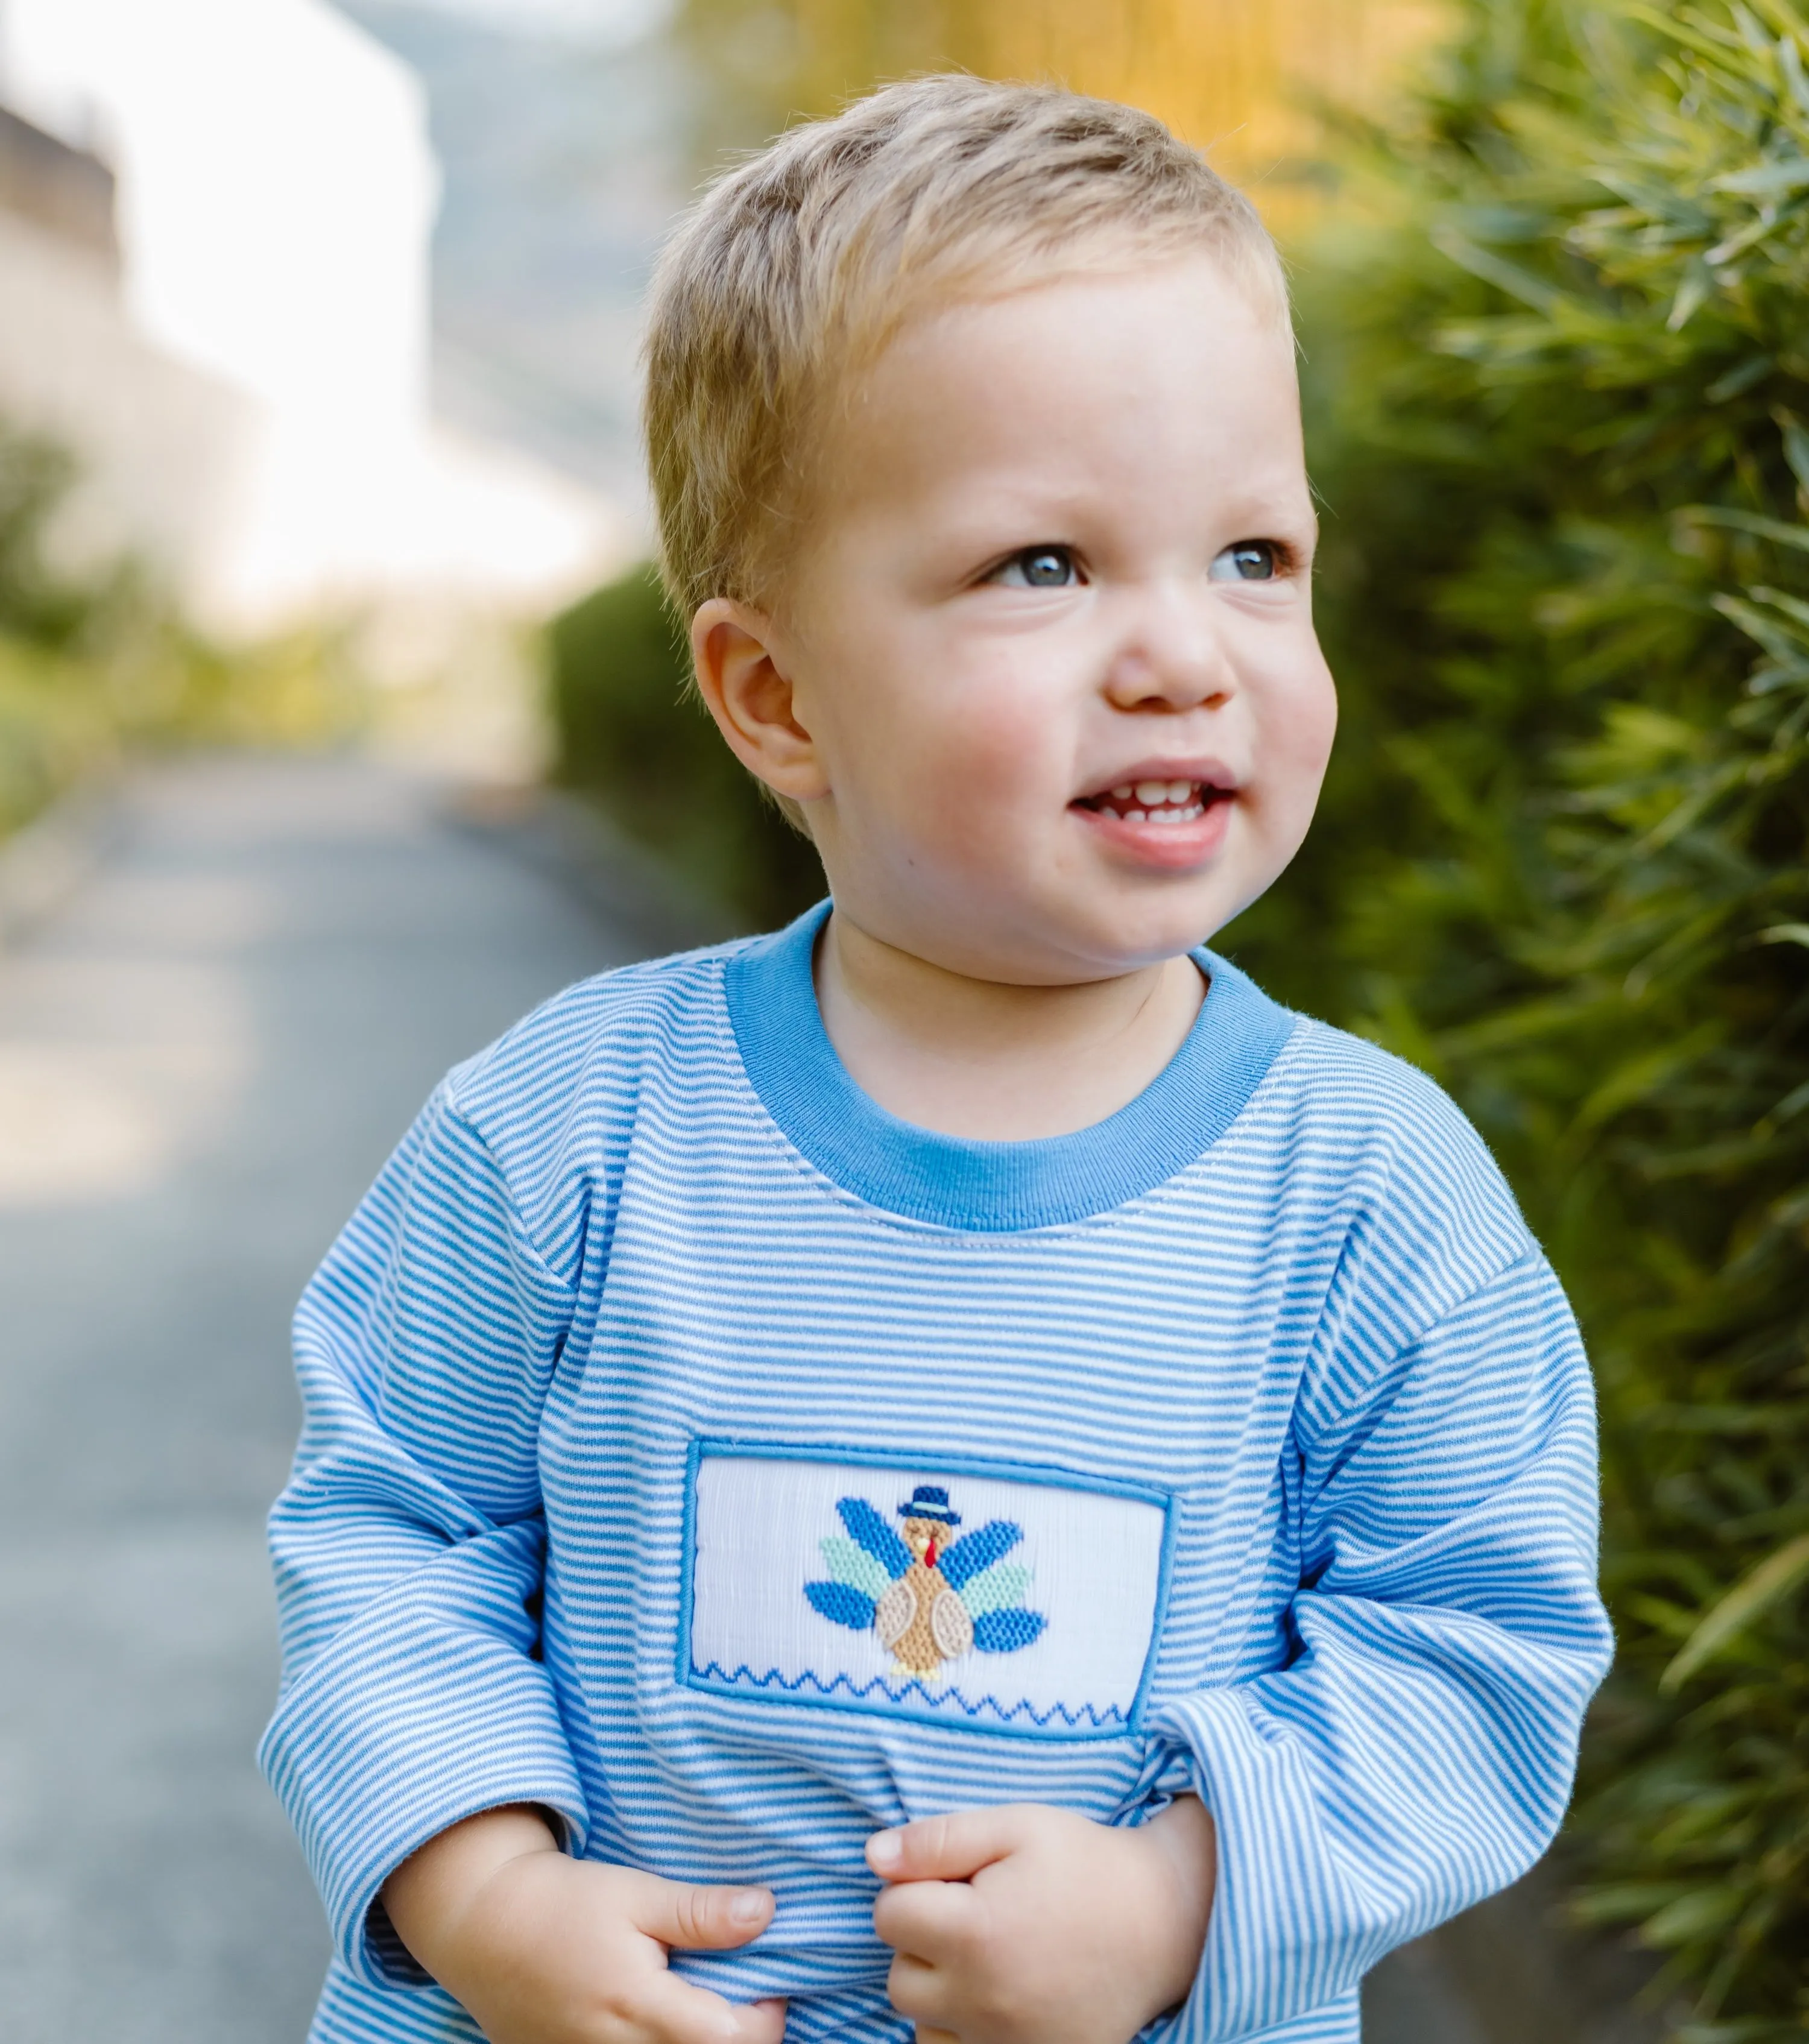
[729, 1888, 767, 1924]
[868, 1831, 901, 1871]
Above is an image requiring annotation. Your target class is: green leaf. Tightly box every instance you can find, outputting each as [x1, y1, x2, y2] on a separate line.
[1775, 409, 1809, 496]
[1427, 222, 1570, 315]
[1685, 506, 1809, 550]
[1710, 158, 1809, 198]
[1705, 354, 1774, 402]
[1661, 1533, 1809, 1690]
[1674, 2022, 1801, 2043]
[1568, 1881, 1693, 1925]
[1619, 2, 1749, 64]
[1641, 1884, 1746, 1945]
[1575, 1026, 1722, 1131]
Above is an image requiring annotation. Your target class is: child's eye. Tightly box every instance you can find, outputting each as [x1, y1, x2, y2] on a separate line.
[993, 546, 1082, 589]
[1209, 540, 1283, 582]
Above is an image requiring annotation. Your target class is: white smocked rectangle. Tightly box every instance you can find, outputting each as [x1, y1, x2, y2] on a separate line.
[678, 1442, 1176, 1740]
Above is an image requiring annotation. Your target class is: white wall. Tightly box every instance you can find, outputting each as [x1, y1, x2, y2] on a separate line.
[0, 209, 263, 597]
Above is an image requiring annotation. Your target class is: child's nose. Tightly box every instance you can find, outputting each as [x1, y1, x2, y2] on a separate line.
[1102, 616, 1234, 713]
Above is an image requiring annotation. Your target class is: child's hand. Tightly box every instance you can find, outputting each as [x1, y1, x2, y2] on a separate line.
[383, 1806, 788, 2044]
[865, 1796, 1216, 2044]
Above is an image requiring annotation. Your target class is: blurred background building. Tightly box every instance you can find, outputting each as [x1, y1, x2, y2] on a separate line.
[0, 0, 621, 646]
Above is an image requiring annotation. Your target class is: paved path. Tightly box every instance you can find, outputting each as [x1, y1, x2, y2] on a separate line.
[0, 756, 649, 2042]
[0, 752, 1539, 2042]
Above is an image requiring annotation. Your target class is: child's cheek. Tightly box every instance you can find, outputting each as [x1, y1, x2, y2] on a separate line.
[909, 688, 1050, 853]
[1260, 647, 1337, 786]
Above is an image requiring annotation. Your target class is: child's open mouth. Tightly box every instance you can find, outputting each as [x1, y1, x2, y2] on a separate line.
[1078, 778, 1222, 825]
[1072, 771, 1237, 866]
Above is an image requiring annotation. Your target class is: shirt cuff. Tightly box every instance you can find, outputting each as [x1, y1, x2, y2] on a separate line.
[1148, 1689, 1375, 2043]
[259, 1526, 590, 1991]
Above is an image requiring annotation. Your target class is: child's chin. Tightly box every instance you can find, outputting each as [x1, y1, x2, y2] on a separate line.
[1052, 896, 1226, 975]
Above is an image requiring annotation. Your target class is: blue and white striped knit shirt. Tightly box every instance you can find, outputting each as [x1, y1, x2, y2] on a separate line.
[261, 901, 1612, 2044]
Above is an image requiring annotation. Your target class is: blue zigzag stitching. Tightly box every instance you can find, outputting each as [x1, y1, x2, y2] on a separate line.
[692, 1659, 1128, 1730]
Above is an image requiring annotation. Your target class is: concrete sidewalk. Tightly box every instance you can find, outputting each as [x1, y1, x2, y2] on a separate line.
[0, 756, 647, 2042]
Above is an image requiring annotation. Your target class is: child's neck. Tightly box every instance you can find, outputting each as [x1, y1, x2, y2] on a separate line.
[814, 910, 1207, 1143]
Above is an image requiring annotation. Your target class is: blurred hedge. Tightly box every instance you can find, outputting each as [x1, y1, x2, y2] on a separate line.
[1224, 1, 1808, 2030]
[546, 563, 822, 930]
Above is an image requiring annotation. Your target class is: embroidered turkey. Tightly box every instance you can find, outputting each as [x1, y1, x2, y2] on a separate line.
[804, 1484, 1046, 1680]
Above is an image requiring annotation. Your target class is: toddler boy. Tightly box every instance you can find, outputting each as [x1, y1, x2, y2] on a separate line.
[262, 76, 1612, 2044]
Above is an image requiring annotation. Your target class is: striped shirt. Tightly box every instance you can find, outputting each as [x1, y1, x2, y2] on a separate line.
[261, 901, 1612, 2044]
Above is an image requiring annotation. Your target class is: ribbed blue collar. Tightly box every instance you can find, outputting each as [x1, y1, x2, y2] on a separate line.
[724, 902, 1296, 1232]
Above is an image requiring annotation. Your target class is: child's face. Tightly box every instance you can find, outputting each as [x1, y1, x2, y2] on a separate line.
[763, 254, 1336, 983]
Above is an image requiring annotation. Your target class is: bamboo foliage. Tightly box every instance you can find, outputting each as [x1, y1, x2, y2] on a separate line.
[1228, 1, 1809, 2028]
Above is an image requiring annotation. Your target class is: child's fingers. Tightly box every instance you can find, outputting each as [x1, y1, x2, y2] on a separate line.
[625, 1872, 777, 1951]
[872, 1870, 978, 1958]
[867, 1804, 1035, 1884]
[883, 1950, 950, 2027]
[637, 1973, 788, 2044]
[730, 1996, 789, 2044]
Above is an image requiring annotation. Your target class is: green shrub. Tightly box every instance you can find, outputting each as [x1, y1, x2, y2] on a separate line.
[1225, 1, 1808, 2029]
[0, 420, 145, 833]
[0, 635, 113, 836]
[0, 415, 366, 841]
[546, 561, 824, 930]
[0, 424, 94, 648]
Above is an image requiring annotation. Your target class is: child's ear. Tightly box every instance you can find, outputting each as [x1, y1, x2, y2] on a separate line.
[690, 598, 830, 805]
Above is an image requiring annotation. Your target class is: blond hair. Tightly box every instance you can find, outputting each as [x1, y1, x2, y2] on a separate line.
[642, 74, 1287, 625]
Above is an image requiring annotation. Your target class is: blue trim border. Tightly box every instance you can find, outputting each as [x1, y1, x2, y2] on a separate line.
[722, 901, 1299, 1232]
[677, 1437, 1179, 1743]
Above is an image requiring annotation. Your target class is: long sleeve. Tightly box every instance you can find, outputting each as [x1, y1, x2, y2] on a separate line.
[257, 1080, 589, 1991]
[1153, 1249, 1613, 2041]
